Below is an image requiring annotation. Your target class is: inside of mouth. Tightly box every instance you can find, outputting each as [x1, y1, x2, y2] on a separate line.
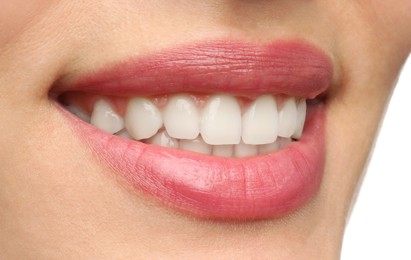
[58, 92, 309, 158]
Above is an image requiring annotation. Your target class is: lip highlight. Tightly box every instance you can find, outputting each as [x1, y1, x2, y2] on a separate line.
[56, 40, 333, 220]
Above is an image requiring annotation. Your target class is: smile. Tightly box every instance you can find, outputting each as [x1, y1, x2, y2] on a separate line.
[63, 93, 307, 157]
[52, 40, 333, 220]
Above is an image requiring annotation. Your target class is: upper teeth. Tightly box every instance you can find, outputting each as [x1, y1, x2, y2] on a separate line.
[163, 94, 200, 140]
[201, 95, 242, 145]
[278, 97, 298, 138]
[242, 95, 279, 145]
[90, 99, 124, 134]
[68, 93, 307, 157]
[125, 97, 163, 140]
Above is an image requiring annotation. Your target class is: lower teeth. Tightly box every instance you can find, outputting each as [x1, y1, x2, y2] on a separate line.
[113, 129, 292, 158]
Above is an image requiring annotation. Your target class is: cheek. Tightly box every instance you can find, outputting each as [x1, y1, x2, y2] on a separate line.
[0, 0, 56, 45]
[363, 0, 411, 49]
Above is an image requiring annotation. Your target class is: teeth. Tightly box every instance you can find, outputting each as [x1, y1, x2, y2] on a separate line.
[277, 137, 292, 148]
[292, 99, 307, 139]
[66, 104, 91, 123]
[258, 137, 291, 155]
[163, 94, 200, 140]
[235, 141, 258, 158]
[115, 129, 132, 139]
[212, 145, 234, 157]
[242, 95, 279, 145]
[146, 130, 179, 148]
[180, 136, 212, 155]
[278, 97, 298, 138]
[74, 93, 308, 158]
[125, 98, 163, 140]
[201, 95, 242, 145]
[90, 99, 124, 134]
[258, 141, 280, 155]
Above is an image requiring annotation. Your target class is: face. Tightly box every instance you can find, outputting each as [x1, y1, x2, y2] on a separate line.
[1, 1, 410, 259]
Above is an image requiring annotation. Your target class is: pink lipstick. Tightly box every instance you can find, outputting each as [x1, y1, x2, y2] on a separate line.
[54, 40, 333, 220]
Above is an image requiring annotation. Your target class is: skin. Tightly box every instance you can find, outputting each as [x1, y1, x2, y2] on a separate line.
[0, 1, 410, 259]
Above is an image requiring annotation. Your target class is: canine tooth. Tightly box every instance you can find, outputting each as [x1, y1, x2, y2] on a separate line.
[258, 142, 280, 155]
[292, 99, 307, 139]
[242, 95, 279, 145]
[146, 130, 179, 148]
[180, 136, 212, 155]
[201, 95, 241, 145]
[125, 98, 162, 140]
[234, 141, 258, 158]
[90, 99, 124, 134]
[278, 97, 298, 138]
[66, 105, 90, 123]
[212, 145, 234, 157]
[163, 94, 200, 139]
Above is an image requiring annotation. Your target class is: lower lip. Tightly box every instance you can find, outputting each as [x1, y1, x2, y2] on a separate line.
[60, 103, 325, 220]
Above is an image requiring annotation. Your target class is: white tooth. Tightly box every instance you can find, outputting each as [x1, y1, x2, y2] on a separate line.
[242, 95, 279, 145]
[180, 136, 212, 155]
[115, 129, 132, 139]
[90, 99, 124, 134]
[201, 95, 241, 145]
[277, 137, 292, 149]
[146, 130, 179, 148]
[258, 137, 292, 155]
[292, 99, 307, 139]
[163, 94, 200, 139]
[258, 141, 280, 155]
[234, 141, 258, 158]
[66, 104, 90, 123]
[125, 98, 162, 140]
[212, 145, 233, 157]
[278, 97, 298, 138]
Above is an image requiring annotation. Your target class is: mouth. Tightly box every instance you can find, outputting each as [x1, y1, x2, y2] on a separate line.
[51, 40, 333, 220]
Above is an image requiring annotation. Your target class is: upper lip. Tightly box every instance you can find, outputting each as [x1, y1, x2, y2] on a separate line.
[55, 39, 333, 220]
[54, 40, 333, 99]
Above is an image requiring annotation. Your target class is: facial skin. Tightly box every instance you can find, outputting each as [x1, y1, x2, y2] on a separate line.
[0, 1, 410, 259]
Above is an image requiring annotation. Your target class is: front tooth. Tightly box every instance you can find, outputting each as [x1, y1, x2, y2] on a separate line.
[180, 136, 212, 155]
[125, 98, 162, 140]
[212, 145, 233, 157]
[163, 94, 200, 140]
[146, 130, 179, 148]
[90, 99, 124, 134]
[66, 105, 91, 123]
[234, 141, 258, 158]
[278, 97, 298, 138]
[242, 95, 279, 145]
[292, 99, 307, 139]
[201, 95, 242, 145]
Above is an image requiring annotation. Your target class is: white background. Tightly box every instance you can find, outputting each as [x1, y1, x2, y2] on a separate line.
[342, 57, 411, 259]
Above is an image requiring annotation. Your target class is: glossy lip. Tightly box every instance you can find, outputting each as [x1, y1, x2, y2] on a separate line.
[55, 40, 332, 99]
[54, 40, 332, 220]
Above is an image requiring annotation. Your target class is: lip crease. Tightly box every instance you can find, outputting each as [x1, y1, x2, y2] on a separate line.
[55, 39, 333, 220]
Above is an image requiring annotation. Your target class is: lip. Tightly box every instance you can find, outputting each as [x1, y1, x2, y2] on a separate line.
[56, 40, 332, 99]
[55, 39, 333, 220]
